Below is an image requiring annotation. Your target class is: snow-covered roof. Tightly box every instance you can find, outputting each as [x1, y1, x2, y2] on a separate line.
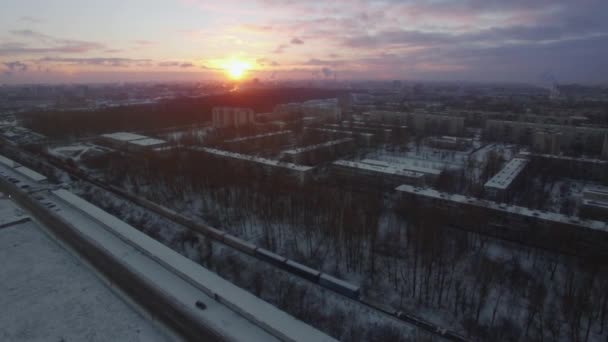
[224, 130, 292, 143]
[343, 120, 407, 129]
[309, 127, 374, 138]
[583, 185, 608, 200]
[484, 158, 528, 190]
[518, 151, 608, 164]
[101, 132, 148, 142]
[360, 158, 442, 176]
[14, 166, 47, 182]
[430, 135, 473, 143]
[128, 137, 166, 146]
[0, 155, 17, 168]
[197, 147, 314, 172]
[281, 138, 353, 155]
[0, 220, 166, 342]
[395, 184, 608, 233]
[582, 185, 608, 210]
[333, 160, 425, 179]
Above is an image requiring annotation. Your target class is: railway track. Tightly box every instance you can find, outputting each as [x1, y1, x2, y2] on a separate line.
[1, 143, 470, 342]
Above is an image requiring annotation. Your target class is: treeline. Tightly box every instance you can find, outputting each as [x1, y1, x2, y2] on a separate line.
[19, 87, 349, 139]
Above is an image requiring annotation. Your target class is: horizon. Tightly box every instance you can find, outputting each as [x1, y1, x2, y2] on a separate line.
[1, 0, 608, 85]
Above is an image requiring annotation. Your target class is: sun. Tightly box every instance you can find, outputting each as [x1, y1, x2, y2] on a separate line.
[224, 59, 251, 80]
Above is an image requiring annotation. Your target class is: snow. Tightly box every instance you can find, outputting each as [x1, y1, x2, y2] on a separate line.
[360, 158, 442, 176]
[0, 220, 167, 342]
[163, 127, 211, 142]
[129, 137, 167, 147]
[484, 158, 528, 190]
[281, 138, 353, 155]
[0, 163, 47, 193]
[0, 155, 17, 168]
[49, 143, 111, 162]
[224, 130, 292, 143]
[14, 166, 47, 183]
[395, 184, 608, 233]
[51, 189, 336, 342]
[73, 184, 417, 340]
[333, 159, 426, 179]
[309, 127, 375, 138]
[197, 147, 314, 172]
[101, 132, 148, 142]
[0, 195, 29, 227]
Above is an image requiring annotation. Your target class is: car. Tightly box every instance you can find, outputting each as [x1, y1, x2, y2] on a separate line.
[195, 300, 207, 310]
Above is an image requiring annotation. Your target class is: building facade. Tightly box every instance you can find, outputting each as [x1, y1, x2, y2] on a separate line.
[212, 107, 255, 129]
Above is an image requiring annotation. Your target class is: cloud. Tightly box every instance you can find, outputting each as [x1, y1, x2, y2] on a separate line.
[273, 44, 288, 54]
[1, 30, 105, 56]
[3, 61, 28, 75]
[290, 37, 304, 44]
[38, 57, 152, 67]
[5, 0, 608, 83]
[133, 40, 156, 46]
[19, 16, 43, 24]
[158, 61, 181, 67]
[304, 58, 343, 67]
[157, 61, 195, 68]
[257, 58, 280, 67]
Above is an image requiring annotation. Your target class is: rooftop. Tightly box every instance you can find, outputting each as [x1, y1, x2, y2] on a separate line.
[197, 147, 314, 172]
[484, 158, 528, 190]
[129, 137, 167, 146]
[224, 130, 292, 143]
[395, 184, 608, 233]
[333, 160, 425, 179]
[281, 138, 353, 155]
[14, 166, 47, 182]
[101, 132, 148, 142]
[0, 197, 167, 342]
[360, 158, 442, 176]
[0, 154, 17, 168]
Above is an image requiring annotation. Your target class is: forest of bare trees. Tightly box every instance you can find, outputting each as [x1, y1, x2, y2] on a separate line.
[77, 148, 608, 341]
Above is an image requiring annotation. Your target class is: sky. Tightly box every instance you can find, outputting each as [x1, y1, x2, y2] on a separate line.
[1, 0, 607, 84]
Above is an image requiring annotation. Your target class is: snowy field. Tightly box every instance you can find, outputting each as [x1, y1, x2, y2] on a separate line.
[0, 217, 167, 342]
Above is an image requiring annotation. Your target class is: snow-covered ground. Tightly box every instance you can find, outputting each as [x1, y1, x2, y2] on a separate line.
[163, 127, 211, 144]
[48, 143, 111, 162]
[72, 183, 421, 341]
[0, 218, 168, 342]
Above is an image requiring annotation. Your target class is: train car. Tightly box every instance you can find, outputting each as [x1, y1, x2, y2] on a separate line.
[284, 260, 321, 282]
[204, 226, 227, 241]
[319, 273, 360, 299]
[223, 234, 257, 254]
[255, 247, 287, 267]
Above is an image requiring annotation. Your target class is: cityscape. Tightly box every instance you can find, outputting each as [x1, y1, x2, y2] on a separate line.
[1, 1, 608, 342]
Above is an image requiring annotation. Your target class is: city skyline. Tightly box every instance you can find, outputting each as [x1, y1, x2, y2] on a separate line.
[1, 0, 607, 84]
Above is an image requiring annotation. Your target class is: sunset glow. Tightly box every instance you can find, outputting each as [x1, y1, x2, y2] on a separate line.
[0, 0, 607, 83]
[224, 59, 251, 80]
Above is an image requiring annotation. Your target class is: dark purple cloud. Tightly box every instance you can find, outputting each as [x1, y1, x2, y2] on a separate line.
[156, 61, 193, 68]
[3, 61, 28, 75]
[290, 37, 304, 44]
